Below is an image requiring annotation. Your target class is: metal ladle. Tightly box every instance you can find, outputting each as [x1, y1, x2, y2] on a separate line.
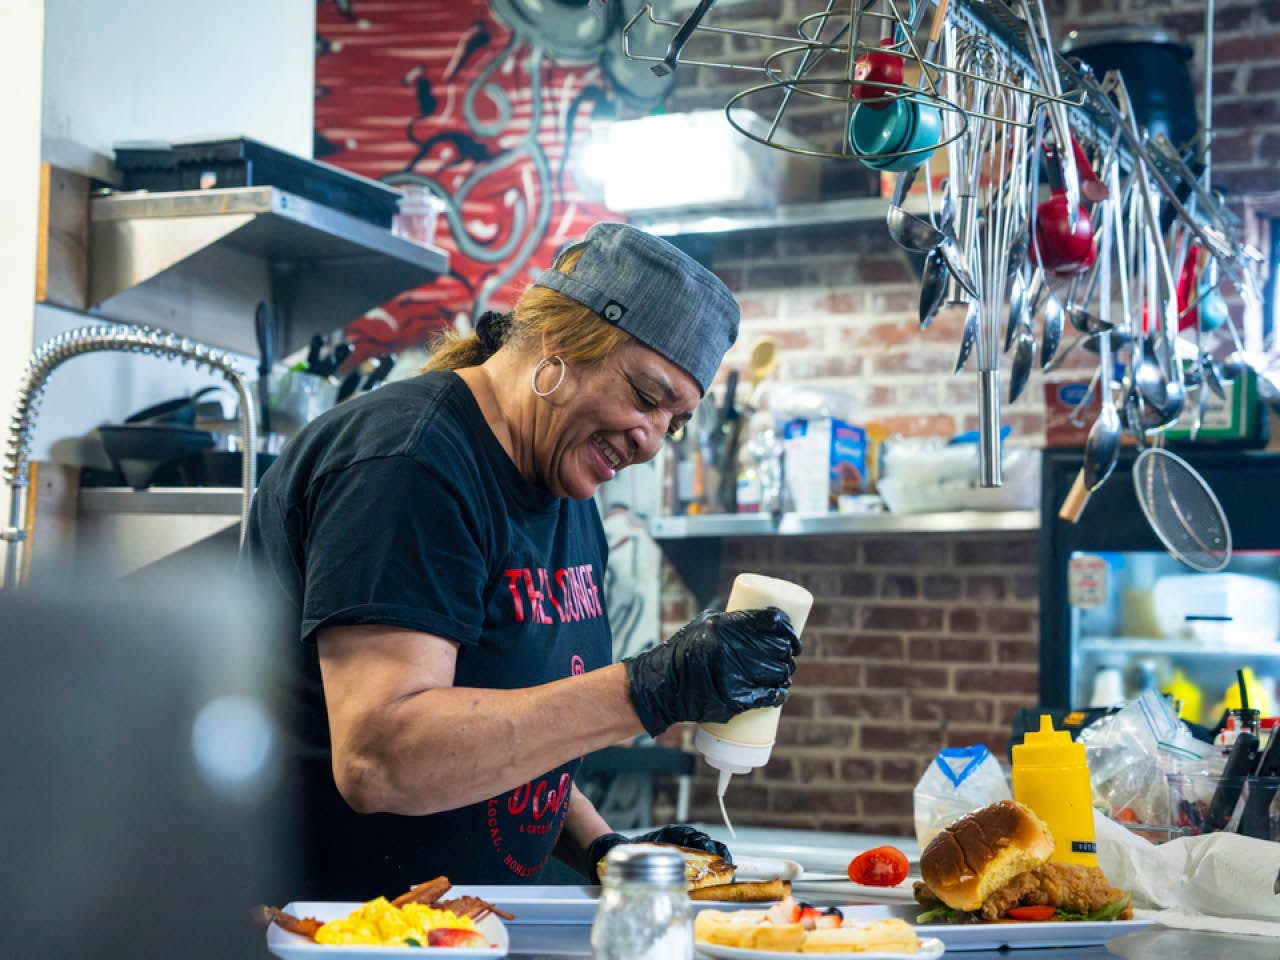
[887, 167, 980, 297]
[919, 247, 950, 329]
[1085, 166, 1122, 489]
[1058, 167, 1121, 523]
[1116, 87, 1185, 432]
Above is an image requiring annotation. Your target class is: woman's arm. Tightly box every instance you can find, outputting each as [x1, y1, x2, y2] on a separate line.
[318, 624, 644, 816]
[553, 783, 613, 879]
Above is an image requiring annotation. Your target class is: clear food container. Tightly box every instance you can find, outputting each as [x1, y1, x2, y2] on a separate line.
[1169, 772, 1280, 840]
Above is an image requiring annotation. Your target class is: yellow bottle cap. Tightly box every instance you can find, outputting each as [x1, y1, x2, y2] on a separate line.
[1013, 714, 1086, 767]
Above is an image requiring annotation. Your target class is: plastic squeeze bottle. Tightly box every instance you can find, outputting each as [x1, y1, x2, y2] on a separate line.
[694, 574, 813, 835]
[1011, 715, 1097, 867]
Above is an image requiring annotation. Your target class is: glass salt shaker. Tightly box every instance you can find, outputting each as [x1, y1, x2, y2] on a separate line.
[591, 844, 693, 960]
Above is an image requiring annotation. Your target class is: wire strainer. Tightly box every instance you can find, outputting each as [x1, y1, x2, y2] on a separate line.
[1132, 445, 1232, 572]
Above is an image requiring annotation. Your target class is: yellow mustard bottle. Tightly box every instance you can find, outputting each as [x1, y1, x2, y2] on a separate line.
[1012, 715, 1097, 867]
[1162, 669, 1204, 725]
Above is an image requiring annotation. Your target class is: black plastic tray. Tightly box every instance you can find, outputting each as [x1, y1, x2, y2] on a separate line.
[113, 137, 401, 228]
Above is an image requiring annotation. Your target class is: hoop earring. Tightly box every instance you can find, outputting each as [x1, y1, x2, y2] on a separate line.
[531, 355, 567, 398]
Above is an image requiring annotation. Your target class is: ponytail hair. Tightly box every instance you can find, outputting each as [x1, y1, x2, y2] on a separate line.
[423, 310, 511, 371]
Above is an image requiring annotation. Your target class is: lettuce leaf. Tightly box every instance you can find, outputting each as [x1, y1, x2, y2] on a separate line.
[1086, 891, 1131, 922]
[916, 906, 961, 924]
[1051, 890, 1131, 922]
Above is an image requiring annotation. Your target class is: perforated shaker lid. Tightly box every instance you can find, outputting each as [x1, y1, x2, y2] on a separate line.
[603, 843, 686, 885]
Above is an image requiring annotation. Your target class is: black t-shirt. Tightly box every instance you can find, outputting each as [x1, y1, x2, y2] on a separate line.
[242, 370, 613, 898]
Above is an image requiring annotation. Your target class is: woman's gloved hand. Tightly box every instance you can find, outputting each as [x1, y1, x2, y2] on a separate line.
[585, 824, 732, 883]
[624, 607, 801, 737]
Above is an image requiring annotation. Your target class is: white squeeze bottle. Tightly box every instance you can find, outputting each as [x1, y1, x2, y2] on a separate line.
[694, 573, 813, 836]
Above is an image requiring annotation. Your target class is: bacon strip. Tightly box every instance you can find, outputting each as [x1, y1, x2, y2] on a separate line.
[255, 905, 325, 939]
[392, 875, 453, 908]
[436, 895, 515, 922]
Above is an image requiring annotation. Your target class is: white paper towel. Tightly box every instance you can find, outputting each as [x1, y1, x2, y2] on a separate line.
[1096, 809, 1280, 936]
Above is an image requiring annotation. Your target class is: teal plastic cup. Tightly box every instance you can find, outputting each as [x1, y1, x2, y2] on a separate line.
[849, 98, 941, 172]
[849, 98, 913, 163]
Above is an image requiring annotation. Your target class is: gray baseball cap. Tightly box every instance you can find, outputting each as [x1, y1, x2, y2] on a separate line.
[532, 221, 739, 393]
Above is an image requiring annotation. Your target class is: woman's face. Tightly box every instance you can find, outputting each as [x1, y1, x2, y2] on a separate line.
[535, 341, 702, 500]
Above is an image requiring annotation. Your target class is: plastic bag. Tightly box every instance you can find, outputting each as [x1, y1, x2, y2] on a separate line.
[1077, 689, 1217, 827]
[913, 744, 1013, 849]
[877, 436, 1040, 513]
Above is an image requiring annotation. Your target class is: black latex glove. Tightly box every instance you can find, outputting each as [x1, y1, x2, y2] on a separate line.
[585, 824, 732, 883]
[624, 607, 801, 738]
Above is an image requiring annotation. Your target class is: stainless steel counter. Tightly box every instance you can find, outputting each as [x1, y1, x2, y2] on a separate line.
[256, 828, 1275, 957]
[501, 924, 1269, 958]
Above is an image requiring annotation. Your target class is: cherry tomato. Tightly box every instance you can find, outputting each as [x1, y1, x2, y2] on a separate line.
[847, 845, 910, 886]
[1006, 905, 1058, 922]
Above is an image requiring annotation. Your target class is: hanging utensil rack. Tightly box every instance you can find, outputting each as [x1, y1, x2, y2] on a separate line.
[620, 0, 1241, 247]
[623, 0, 1264, 522]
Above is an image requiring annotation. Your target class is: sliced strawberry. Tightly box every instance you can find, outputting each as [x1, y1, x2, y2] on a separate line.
[799, 904, 822, 930]
[427, 927, 490, 948]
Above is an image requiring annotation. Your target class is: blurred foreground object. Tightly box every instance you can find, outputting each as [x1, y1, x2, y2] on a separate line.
[0, 564, 293, 959]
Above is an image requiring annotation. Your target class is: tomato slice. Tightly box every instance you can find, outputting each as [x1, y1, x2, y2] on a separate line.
[847, 845, 910, 887]
[1006, 905, 1058, 922]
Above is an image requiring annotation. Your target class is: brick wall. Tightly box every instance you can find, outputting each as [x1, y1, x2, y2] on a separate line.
[1061, 0, 1280, 199]
[646, 0, 1278, 836]
[654, 532, 1040, 834]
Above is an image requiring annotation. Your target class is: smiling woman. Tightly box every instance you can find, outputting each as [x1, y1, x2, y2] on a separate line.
[424, 224, 722, 501]
[240, 220, 805, 901]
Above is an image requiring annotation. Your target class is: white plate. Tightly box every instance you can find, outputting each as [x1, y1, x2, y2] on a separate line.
[842, 905, 1154, 951]
[266, 901, 508, 959]
[451, 886, 599, 925]
[792, 876, 919, 904]
[632, 826, 921, 882]
[442, 885, 789, 926]
[733, 857, 805, 882]
[696, 935, 946, 960]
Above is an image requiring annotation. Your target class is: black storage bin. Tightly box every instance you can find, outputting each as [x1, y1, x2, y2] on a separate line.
[113, 137, 402, 229]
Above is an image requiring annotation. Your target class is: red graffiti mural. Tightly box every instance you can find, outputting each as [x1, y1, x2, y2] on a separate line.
[314, 0, 624, 367]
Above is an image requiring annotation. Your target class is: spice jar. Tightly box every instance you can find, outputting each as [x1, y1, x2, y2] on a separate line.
[391, 184, 443, 246]
[590, 844, 693, 960]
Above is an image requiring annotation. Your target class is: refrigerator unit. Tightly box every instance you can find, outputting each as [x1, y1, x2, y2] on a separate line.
[1040, 449, 1280, 725]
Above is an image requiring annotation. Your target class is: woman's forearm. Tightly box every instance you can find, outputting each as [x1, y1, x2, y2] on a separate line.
[337, 663, 643, 816]
[554, 783, 613, 878]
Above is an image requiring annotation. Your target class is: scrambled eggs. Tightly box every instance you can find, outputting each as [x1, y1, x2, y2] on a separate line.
[314, 897, 477, 947]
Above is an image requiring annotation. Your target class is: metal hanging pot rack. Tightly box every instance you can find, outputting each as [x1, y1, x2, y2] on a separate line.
[620, 0, 1266, 566]
[620, 0, 1259, 354]
[620, 0, 1241, 243]
[622, 0, 1089, 159]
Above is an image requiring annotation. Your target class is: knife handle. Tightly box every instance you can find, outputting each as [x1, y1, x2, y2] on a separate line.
[1205, 732, 1259, 833]
[1238, 727, 1280, 839]
[306, 334, 325, 372]
[254, 301, 273, 438]
[336, 369, 363, 403]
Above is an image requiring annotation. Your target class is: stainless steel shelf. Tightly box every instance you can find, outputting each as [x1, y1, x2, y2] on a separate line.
[79, 487, 244, 516]
[1079, 637, 1280, 658]
[649, 509, 1039, 539]
[76, 487, 244, 578]
[88, 186, 449, 357]
[632, 196, 895, 238]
